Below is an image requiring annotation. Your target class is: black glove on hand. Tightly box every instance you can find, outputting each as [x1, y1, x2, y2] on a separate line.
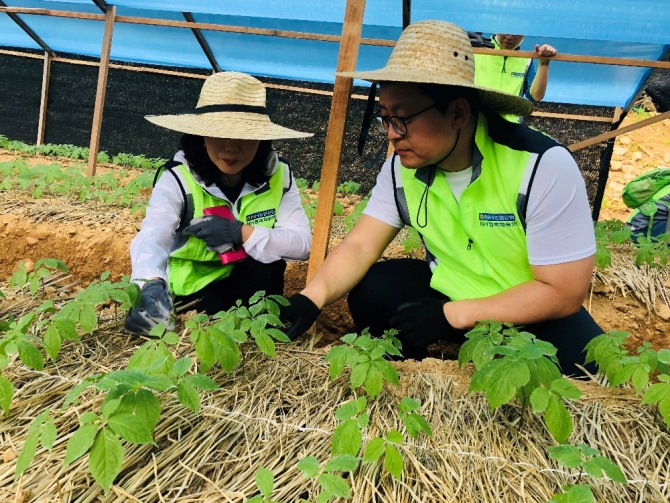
[280, 293, 321, 341]
[183, 215, 244, 253]
[389, 298, 456, 359]
[467, 31, 495, 49]
[124, 279, 175, 336]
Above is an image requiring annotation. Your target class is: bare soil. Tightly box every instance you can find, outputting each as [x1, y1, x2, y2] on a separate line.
[1, 113, 669, 356]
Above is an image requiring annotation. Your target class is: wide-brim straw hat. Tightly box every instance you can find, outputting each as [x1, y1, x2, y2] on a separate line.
[337, 20, 533, 116]
[145, 71, 312, 140]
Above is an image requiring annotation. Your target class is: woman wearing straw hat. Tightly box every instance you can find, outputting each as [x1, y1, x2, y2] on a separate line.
[125, 71, 312, 336]
[282, 20, 601, 376]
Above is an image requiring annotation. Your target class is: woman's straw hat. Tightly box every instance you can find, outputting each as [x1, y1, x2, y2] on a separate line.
[338, 20, 533, 116]
[146, 72, 312, 140]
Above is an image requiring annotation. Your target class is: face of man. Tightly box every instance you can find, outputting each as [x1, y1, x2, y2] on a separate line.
[378, 82, 458, 170]
[496, 34, 525, 50]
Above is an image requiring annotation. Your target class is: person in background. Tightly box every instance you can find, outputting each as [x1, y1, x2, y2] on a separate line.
[124, 71, 312, 336]
[280, 20, 601, 376]
[475, 33, 557, 122]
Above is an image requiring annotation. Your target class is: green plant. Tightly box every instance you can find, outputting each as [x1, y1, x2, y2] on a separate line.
[298, 454, 359, 503]
[8, 258, 68, 296]
[337, 181, 360, 195]
[402, 227, 422, 255]
[325, 330, 402, 398]
[584, 332, 670, 427]
[248, 466, 280, 503]
[342, 196, 368, 232]
[547, 443, 627, 502]
[459, 321, 582, 443]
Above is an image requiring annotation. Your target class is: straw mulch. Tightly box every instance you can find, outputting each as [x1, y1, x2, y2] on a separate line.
[1, 291, 669, 502]
[593, 247, 670, 312]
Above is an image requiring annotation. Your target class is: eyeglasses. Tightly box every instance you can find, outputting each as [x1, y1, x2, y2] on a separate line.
[374, 104, 436, 136]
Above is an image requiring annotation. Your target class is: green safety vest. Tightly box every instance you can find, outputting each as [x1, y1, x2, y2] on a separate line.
[398, 114, 542, 300]
[474, 36, 531, 123]
[167, 162, 286, 296]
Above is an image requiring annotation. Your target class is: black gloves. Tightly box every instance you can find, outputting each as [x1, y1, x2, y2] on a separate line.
[124, 279, 174, 336]
[389, 298, 457, 360]
[183, 215, 243, 253]
[280, 293, 321, 341]
[467, 32, 495, 49]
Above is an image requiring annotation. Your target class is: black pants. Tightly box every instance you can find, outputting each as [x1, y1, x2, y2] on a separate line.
[174, 258, 286, 315]
[348, 258, 601, 376]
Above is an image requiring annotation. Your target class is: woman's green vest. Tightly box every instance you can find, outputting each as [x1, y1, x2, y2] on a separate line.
[400, 116, 534, 300]
[168, 163, 285, 296]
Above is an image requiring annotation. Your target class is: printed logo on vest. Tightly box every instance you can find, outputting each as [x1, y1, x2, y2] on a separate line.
[511, 72, 525, 78]
[246, 209, 276, 224]
[479, 213, 517, 228]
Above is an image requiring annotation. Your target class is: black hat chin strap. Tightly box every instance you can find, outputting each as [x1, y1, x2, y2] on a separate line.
[415, 128, 461, 229]
[433, 128, 461, 168]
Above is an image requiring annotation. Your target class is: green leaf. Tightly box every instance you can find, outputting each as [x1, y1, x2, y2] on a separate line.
[550, 378, 583, 400]
[172, 356, 192, 377]
[323, 454, 360, 473]
[15, 428, 40, 478]
[107, 413, 154, 444]
[64, 423, 99, 465]
[641, 382, 670, 405]
[363, 367, 384, 397]
[331, 419, 362, 456]
[545, 396, 573, 444]
[631, 366, 650, 393]
[363, 437, 385, 463]
[89, 428, 124, 493]
[255, 466, 274, 497]
[216, 333, 242, 373]
[398, 397, 420, 413]
[658, 349, 670, 364]
[43, 323, 62, 361]
[133, 389, 161, 430]
[0, 375, 14, 415]
[297, 456, 320, 478]
[547, 444, 582, 469]
[530, 386, 550, 413]
[585, 456, 627, 484]
[335, 399, 363, 421]
[40, 421, 57, 450]
[386, 430, 403, 444]
[384, 443, 403, 479]
[17, 340, 44, 371]
[79, 303, 99, 334]
[318, 473, 350, 498]
[325, 346, 347, 380]
[550, 484, 595, 503]
[177, 382, 201, 414]
[350, 361, 370, 390]
[254, 332, 276, 358]
[195, 334, 216, 372]
[184, 373, 218, 391]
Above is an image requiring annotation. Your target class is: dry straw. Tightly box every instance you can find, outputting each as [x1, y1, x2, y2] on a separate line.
[0, 305, 668, 501]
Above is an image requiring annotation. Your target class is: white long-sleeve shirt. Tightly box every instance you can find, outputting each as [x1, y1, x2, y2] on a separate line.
[130, 151, 311, 286]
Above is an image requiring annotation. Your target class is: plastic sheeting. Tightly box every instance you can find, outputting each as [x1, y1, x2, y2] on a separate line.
[0, 0, 667, 108]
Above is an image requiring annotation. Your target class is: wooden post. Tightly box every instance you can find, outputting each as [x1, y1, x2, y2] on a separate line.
[87, 5, 115, 176]
[306, 0, 366, 282]
[568, 110, 670, 152]
[36, 51, 51, 145]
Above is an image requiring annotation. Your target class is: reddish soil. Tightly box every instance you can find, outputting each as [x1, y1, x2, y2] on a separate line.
[1, 112, 669, 355]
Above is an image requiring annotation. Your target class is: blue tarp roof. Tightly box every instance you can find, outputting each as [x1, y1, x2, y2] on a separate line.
[0, 0, 668, 109]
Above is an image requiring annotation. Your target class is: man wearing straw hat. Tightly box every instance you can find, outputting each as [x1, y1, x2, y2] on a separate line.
[125, 71, 312, 336]
[282, 20, 601, 376]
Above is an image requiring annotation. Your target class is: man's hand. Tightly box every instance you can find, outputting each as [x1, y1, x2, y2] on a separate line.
[280, 293, 321, 341]
[535, 43, 557, 64]
[124, 279, 174, 336]
[389, 298, 459, 359]
[183, 215, 243, 253]
[468, 31, 494, 49]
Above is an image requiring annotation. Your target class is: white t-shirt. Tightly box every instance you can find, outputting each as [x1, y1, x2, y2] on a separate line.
[364, 146, 596, 266]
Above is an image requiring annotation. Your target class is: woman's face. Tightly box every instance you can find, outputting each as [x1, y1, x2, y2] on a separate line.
[204, 137, 260, 176]
[378, 82, 456, 169]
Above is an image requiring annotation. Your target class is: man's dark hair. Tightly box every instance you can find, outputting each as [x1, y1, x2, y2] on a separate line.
[180, 134, 274, 187]
[417, 84, 479, 116]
